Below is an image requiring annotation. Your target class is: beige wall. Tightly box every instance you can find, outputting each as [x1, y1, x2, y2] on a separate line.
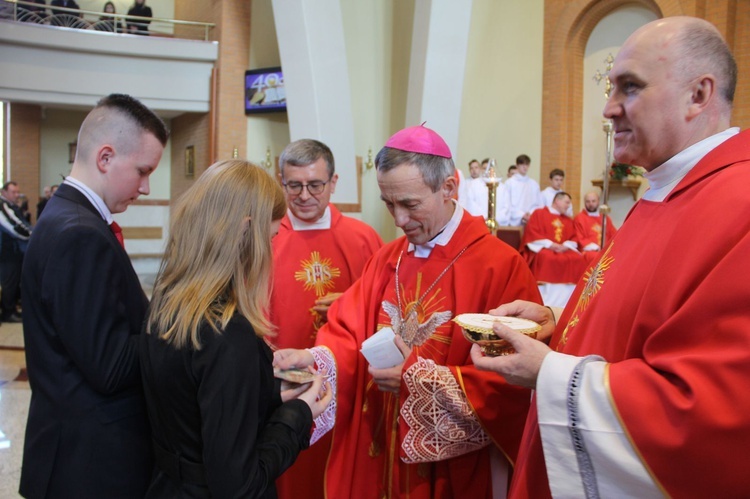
[38, 108, 172, 200]
[457, 0, 545, 182]
[341, 1, 412, 241]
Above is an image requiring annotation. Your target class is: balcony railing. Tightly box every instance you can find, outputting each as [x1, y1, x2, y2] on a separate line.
[1, 0, 215, 41]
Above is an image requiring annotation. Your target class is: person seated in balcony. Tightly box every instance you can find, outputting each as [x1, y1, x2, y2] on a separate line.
[18, 0, 47, 21]
[127, 0, 152, 35]
[50, 0, 79, 17]
[97, 1, 123, 33]
[521, 191, 586, 307]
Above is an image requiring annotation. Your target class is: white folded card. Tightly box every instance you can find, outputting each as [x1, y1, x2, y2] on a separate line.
[360, 327, 404, 369]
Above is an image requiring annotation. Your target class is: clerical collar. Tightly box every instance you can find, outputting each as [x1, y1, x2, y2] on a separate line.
[586, 209, 600, 217]
[64, 176, 113, 224]
[643, 127, 739, 202]
[408, 201, 463, 259]
[288, 205, 332, 231]
[548, 206, 562, 216]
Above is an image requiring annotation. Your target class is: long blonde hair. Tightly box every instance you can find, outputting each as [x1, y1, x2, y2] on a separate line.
[147, 160, 286, 349]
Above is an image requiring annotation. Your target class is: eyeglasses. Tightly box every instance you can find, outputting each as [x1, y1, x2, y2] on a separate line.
[282, 180, 329, 196]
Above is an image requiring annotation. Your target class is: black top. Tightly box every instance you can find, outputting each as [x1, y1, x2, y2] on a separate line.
[127, 4, 152, 34]
[140, 313, 313, 498]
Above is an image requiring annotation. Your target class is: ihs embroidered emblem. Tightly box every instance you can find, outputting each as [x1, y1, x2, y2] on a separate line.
[294, 251, 341, 297]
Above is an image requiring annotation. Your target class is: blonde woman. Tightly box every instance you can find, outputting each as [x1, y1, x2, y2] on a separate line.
[140, 160, 331, 498]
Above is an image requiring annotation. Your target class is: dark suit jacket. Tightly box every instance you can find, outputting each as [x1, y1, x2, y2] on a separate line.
[20, 183, 152, 499]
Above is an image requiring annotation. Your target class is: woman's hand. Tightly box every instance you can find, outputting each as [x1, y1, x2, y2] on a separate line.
[274, 348, 314, 370]
[297, 376, 333, 419]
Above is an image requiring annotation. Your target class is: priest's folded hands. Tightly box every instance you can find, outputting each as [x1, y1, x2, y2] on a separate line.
[470, 300, 556, 389]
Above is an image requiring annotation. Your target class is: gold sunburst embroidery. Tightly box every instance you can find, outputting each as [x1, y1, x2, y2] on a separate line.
[294, 251, 341, 297]
[578, 245, 614, 313]
[557, 243, 615, 350]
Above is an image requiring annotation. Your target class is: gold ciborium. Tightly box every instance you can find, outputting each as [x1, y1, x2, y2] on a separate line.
[454, 313, 541, 356]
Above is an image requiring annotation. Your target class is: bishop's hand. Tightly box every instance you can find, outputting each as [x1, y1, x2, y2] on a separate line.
[368, 335, 412, 394]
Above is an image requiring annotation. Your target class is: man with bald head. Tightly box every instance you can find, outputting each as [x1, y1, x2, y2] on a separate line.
[20, 94, 168, 499]
[470, 17, 750, 497]
[573, 191, 617, 264]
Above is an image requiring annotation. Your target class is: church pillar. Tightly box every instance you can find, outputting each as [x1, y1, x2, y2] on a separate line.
[404, 0, 473, 155]
[271, 0, 358, 205]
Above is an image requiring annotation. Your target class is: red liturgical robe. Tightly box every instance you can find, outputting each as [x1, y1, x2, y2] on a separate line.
[510, 129, 750, 498]
[317, 212, 542, 498]
[270, 205, 382, 499]
[573, 210, 617, 265]
[521, 207, 586, 284]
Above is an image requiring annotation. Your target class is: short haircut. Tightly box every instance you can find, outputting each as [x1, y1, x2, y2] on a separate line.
[553, 191, 571, 202]
[374, 147, 455, 193]
[279, 139, 335, 179]
[96, 94, 169, 146]
[508, 165, 517, 173]
[468, 159, 479, 166]
[481, 158, 490, 165]
[549, 168, 565, 179]
[2, 181, 18, 191]
[516, 154, 531, 165]
[676, 21, 737, 104]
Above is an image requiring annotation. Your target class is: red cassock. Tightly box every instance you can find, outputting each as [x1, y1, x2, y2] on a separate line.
[510, 130, 750, 498]
[270, 205, 382, 499]
[316, 211, 542, 498]
[521, 207, 586, 284]
[573, 210, 617, 265]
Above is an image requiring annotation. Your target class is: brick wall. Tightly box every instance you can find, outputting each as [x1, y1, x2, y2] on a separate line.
[541, 0, 749, 210]
[171, 0, 250, 202]
[170, 112, 211, 204]
[8, 104, 41, 222]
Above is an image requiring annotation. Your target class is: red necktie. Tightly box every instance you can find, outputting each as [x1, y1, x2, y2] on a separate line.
[110, 221, 125, 248]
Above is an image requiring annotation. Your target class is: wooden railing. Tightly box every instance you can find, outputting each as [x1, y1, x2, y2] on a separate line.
[3, 0, 215, 41]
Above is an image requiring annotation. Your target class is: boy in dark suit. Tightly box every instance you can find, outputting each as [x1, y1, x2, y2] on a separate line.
[20, 94, 168, 499]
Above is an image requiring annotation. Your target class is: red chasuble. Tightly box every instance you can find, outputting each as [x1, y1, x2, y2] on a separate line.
[317, 212, 542, 498]
[270, 205, 382, 499]
[521, 207, 586, 284]
[573, 210, 617, 265]
[510, 130, 750, 498]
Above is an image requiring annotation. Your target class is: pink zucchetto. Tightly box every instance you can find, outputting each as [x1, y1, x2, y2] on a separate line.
[384, 124, 452, 159]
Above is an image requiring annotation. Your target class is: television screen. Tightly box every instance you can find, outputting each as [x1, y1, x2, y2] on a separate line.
[245, 67, 286, 114]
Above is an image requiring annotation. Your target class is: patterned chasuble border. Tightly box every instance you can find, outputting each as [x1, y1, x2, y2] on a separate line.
[400, 357, 489, 463]
[309, 346, 337, 445]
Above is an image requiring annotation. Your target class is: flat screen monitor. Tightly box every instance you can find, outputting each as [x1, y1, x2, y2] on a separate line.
[245, 67, 286, 114]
